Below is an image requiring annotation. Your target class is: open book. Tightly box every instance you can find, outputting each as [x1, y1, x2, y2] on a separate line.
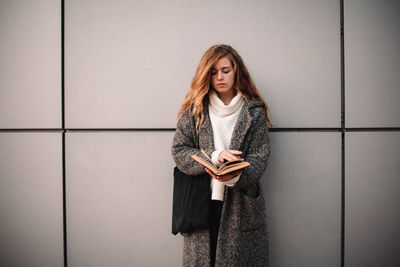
[191, 149, 251, 176]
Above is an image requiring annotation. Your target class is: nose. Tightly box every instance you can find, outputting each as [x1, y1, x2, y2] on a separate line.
[217, 71, 223, 80]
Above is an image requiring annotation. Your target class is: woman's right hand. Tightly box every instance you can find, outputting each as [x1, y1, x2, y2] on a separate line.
[218, 150, 243, 163]
[205, 168, 242, 183]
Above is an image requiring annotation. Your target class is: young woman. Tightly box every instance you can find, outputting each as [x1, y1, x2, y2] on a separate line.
[172, 44, 273, 266]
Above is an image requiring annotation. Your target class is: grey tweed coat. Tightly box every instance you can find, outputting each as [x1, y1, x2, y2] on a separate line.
[171, 97, 271, 267]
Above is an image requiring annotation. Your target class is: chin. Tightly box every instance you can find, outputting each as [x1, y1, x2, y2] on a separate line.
[213, 87, 233, 94]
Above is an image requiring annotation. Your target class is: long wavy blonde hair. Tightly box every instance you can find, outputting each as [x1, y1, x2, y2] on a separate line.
[178, 44, 273, 132]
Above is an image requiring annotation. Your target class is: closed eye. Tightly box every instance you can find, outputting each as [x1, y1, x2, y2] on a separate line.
[211, 70, 230, 75]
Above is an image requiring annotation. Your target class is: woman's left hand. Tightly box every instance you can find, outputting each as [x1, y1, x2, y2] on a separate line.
[205, 168, 242, 182]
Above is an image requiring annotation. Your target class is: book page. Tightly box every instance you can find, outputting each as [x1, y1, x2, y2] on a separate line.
[219, 161, 251, 176]
[191, 154, 219, 174]
[218, 158, 244, 171]
[200, 149, 213, 163]
[192, 153, 250, 176]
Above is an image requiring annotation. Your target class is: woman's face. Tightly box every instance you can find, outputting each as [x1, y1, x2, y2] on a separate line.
[210, 57, 235, 95]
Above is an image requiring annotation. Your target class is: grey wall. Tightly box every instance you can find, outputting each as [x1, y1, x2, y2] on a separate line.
[0, 0, 399, 267]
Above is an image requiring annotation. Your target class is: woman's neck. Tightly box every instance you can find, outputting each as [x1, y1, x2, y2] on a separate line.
[215, 90, 237, 105]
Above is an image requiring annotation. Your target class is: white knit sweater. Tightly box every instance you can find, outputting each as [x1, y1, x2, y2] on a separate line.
[208, 90, 244, 201]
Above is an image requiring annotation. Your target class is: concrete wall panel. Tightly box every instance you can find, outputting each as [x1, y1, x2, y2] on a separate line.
[66, 0, 340, 128]
[0, 133, 63, 267]
[345, 0, 400, 127]
[264, 132, 341, 267]
[0, 0, 61, 128]
[345, 132, 400, 267]
[66, 131, 181, 266]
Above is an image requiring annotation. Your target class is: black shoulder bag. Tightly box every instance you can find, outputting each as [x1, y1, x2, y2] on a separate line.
[171, 166, 210, 235]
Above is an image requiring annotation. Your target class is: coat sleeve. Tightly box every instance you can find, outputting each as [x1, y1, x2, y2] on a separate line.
[233, 108, 271, 190]
[171, 110, 214, 176]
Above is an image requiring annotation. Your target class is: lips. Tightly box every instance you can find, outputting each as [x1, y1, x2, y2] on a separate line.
[217, 83, 225, 86]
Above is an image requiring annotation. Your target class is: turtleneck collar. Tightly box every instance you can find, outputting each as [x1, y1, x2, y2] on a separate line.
[209, 90, 244, 117]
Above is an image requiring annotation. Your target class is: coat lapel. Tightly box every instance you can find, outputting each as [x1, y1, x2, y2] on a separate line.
[199, 104, 215, 151]
[229, 100, 253, 151]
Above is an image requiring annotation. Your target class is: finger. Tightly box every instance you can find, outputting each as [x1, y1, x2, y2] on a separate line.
[221, 152, 237, 161]
[225, 151, 241, 160]
[219, 153, 234, 162]
[227, 153, 239, 161]
[219, 177, 227, 182]
[228, 150, 243, 155]
[220, 174, 234, 182]
[223, 170, 241, 180]
[218, 152, 228, 162]
[221, 156, 235, 162]
[205, 168, 218, 179]
[233, 170, 243, 176]
[218, 173, 232, 182]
